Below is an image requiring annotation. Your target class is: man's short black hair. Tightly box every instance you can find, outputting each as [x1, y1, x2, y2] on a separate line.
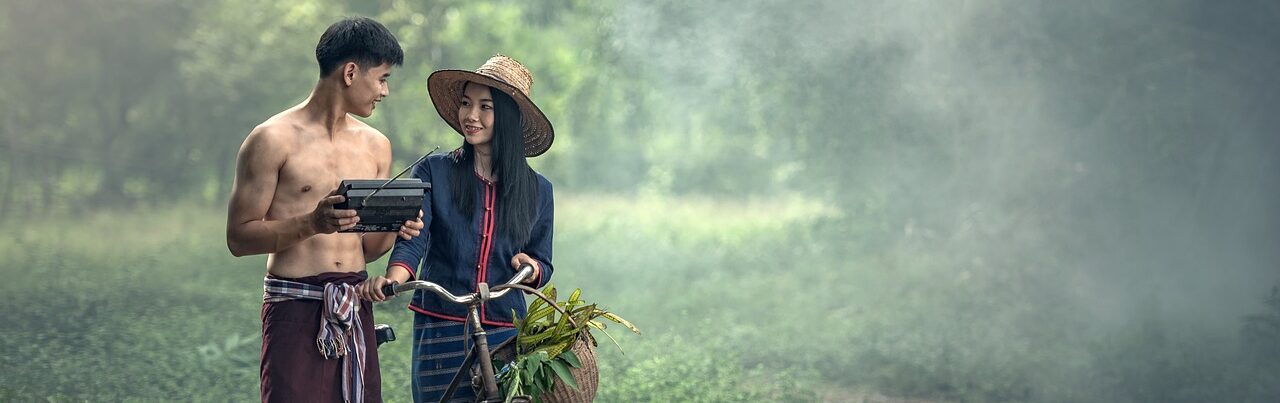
[315, 17, 404, 77]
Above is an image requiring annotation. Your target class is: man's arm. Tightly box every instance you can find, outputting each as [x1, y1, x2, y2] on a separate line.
[226, 126, 357, 256]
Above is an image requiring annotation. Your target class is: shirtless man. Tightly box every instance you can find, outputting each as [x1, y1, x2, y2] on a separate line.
[225, 17, 421, 403]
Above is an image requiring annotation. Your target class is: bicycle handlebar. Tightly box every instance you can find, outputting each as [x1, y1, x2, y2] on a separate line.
[381, 264, 536, 304]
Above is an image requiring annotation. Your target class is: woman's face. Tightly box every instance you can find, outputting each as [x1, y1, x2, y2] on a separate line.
[458, 82, 495, 148]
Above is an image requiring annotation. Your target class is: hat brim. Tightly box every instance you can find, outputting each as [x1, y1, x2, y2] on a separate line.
[427, 70, 554, 157]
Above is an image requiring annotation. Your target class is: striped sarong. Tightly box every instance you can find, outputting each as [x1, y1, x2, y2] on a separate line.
[264, 276, 368, 403]
[412, 314, 516, 403]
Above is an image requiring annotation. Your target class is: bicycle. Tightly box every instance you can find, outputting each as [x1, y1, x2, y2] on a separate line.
[375, 264, 576, 403]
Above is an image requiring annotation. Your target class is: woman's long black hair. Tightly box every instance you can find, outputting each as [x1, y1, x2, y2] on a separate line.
[449, 82, 538, 245]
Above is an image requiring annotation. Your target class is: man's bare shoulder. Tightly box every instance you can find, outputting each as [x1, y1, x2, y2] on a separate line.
[243, 113, 306, 153]
[347, 117, 392, 153]
[347, 117, 390, 142]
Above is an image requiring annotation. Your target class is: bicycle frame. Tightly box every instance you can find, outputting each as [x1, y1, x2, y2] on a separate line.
[438, 299, 502, 402]
[382, 265, 538, 403]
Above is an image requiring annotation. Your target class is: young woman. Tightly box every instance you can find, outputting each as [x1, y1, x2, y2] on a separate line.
[357, 55, 555, 402]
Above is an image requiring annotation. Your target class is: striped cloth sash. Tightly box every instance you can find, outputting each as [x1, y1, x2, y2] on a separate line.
[264, 277, 367, 403]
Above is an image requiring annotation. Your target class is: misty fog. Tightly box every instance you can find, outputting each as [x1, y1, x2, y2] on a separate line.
[2, 1, 1277, 401]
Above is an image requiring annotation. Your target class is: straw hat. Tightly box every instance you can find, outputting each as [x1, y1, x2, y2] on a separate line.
[427, 55, 554, 157]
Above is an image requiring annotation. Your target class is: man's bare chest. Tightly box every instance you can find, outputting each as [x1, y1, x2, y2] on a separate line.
[276, 144, 381, 199]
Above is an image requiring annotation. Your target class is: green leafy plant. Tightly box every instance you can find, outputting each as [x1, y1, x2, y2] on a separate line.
[498, 284, 640, 402]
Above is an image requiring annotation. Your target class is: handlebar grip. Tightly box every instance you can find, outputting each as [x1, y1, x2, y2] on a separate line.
[374, 324, 396, 346]
[381, 283, 397, 297]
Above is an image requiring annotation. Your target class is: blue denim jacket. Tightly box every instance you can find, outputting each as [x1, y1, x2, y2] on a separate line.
[388, 153, 553, 326]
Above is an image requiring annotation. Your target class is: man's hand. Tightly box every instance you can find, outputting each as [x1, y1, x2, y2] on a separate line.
[510, 253, 541, 285]
[356, 275, 396, 302]
[397, 209, 424, 240]
[309, 190, 359, 234]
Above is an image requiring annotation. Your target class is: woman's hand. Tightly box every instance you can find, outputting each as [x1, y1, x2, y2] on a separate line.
[357, 266, 412, 302]
[510, 253, 541, 285]
[356, 276, 395, 302]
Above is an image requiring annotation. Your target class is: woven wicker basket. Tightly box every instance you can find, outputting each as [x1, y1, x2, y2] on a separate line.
[541, 335, 598, 403]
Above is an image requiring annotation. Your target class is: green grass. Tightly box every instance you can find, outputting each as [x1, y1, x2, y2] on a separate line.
[0, 195, 833, 402]
[2, 194, 1276, 402]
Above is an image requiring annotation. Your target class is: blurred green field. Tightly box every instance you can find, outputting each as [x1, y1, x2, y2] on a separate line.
[0, 195, 831, 402]
[2, 194, 1277, 402]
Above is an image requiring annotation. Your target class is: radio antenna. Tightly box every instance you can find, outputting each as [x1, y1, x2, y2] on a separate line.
[360, 146, 440, 208]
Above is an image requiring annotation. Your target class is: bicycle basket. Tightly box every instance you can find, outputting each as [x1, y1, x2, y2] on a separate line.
[541, 334, 598, 403]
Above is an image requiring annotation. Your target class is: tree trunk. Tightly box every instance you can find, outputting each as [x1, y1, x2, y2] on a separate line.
[96, 88, 131, 206]
[0, 118, 15, 225]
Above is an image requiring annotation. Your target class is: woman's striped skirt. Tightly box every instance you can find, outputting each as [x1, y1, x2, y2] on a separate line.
[411, 313, 517, 403]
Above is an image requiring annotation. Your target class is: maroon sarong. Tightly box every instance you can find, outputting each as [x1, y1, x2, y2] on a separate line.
[260, 271, 382, 403]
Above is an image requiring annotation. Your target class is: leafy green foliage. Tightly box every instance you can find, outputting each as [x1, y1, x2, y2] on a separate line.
[499, 284, 639, 401]
[498, 350, 582, 402]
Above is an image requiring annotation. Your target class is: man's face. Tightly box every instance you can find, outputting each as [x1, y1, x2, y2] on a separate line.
[345, 62, 391, 118]
[458, 82, 495, 147]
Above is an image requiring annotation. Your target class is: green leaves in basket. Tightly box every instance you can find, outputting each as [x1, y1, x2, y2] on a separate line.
[547, 356, 580, 391]
[601, 311, 640, 335]
[559, 350, 582, 369]
[498, 283, 640, 400]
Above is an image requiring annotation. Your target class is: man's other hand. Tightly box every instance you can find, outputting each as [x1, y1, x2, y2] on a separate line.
[397, 209, 424, 240]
